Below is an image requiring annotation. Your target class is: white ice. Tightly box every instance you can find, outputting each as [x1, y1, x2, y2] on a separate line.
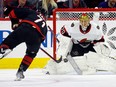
[0, 69, 116, 87]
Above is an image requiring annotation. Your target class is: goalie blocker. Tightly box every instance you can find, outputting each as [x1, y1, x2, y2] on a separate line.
[57, 36, 73, 58]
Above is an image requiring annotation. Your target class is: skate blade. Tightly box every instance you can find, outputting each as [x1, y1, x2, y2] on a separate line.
[14, 78, 22, 81]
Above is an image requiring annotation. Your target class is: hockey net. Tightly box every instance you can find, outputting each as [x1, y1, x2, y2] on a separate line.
[42, 8, 116, 75]
[53, 8, 116, 60]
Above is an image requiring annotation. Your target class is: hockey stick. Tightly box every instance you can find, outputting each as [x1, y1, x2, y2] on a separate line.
[0, 28, 59, 62]
[0, 47, 62, 63]
[40, 47, 62, 63]
[47, 25, 62, 62]
[38, 26, 63, 63]
[47, 25, 60, 43]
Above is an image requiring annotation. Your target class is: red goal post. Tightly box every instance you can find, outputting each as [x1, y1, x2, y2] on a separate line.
[53, 8, 116, 60]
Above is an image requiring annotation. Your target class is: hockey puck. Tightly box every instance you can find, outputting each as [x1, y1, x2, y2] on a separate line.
[46, 71, 50, 75]
[64, 59, 68, 62]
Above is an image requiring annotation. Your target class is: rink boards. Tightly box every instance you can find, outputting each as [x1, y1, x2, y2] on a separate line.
[0, 19, 116, 69]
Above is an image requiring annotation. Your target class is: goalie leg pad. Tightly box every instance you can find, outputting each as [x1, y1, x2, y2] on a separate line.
[93, 43, 111, 57]
[42, 60, 57, 75]
[85, 51, 116, 73]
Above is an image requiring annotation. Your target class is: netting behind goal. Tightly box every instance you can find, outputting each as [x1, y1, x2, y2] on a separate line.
[53, 8, 116, 59]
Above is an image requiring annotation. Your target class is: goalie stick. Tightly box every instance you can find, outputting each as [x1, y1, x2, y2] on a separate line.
[48, 25, 82, 74]
[66, 53, 82, 75]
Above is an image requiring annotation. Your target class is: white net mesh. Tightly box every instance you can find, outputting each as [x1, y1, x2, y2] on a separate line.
[56, 11, 116, 20]
[53, 8, 116, 57]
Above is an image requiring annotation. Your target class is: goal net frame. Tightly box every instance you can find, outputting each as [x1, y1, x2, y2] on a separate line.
[52, 8, 116, 60]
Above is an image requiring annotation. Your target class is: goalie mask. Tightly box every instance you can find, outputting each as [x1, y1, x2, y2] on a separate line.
[79, 13, 90, 31]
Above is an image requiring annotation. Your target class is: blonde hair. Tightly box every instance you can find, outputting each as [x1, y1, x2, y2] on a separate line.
[42, 0, 57, 11]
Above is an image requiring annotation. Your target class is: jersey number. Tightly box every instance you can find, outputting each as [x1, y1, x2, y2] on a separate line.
[34, 15, 45, 28]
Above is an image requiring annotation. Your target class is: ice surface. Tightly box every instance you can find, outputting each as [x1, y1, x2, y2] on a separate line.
[0, 69, 116, 87]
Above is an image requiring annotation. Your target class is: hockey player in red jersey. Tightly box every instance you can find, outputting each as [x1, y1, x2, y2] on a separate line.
[0, 5, 47, 81]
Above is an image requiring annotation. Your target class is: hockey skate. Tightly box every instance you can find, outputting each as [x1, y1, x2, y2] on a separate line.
[15, 70, 25, 81]
[0, 48, 11, 59]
